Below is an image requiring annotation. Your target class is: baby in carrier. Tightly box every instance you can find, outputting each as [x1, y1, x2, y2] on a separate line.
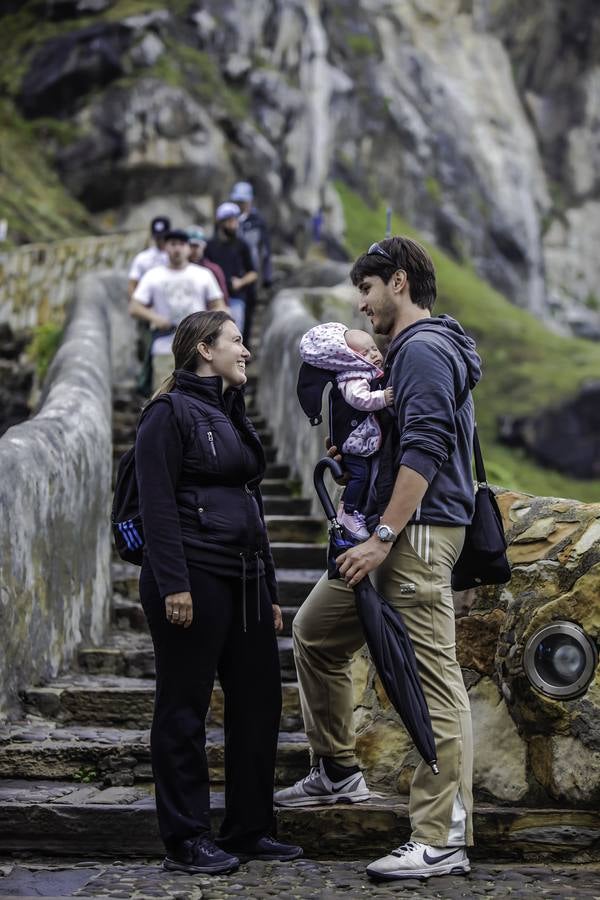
[298, 322, 393, 540]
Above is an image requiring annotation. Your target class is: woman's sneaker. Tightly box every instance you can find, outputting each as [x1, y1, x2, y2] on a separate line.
[274, 760, 370, 807]
[366, 841, 470, 881]
[163, 837, 240, 875]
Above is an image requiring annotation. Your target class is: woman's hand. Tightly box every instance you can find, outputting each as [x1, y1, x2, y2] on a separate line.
[165, 591, 193, 627]
[337, 537, 392, 587]
[325, 440, 349, 485]
[272, 604, 283, 632]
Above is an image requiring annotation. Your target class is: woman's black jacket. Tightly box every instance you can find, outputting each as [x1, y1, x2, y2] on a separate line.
[135, 369, 279, 605]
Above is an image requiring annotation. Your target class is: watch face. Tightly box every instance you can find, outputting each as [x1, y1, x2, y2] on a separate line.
[377, 525, 394, 541]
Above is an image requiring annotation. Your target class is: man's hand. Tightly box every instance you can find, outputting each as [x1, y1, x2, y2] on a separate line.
[336, 536, 392, 587]
[231, 276, 243, 293]
[272, 604, 283, 632]
[165, 591, 193, 627]
[152, 314, 173, 331]
[384, 386, 394, 406]
[325, 440, 349, 485]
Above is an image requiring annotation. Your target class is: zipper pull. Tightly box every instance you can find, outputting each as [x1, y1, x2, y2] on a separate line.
[207, 431, 217, 457]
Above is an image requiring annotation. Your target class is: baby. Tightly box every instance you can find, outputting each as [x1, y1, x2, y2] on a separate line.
[298, 322, 393, 540]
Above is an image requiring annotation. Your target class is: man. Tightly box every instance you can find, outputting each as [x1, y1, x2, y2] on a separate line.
[274, 236, 481, 882]
[205, 202, 257, 348]
[127, 215, 171, 396]
[129, 228, 225, 391]
[127, 215, 171, 299]
[187, 226, 229, 302]
[229, 181, 273, 289]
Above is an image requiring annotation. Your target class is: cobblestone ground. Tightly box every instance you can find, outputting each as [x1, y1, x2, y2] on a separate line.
[1, 859, 600, 899]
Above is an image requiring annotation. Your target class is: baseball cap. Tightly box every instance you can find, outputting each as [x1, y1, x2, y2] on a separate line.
[164, 228, 190, 242]
[151, 216, 171, 235]
[215, 202, 241, 222]
[187, 226, 207, 244]
[230, 181, 254, 203]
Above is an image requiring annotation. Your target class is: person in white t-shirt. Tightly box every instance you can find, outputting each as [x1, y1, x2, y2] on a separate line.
[128, 216, 171, 396]
[127, 216, 171, 300]
[129, 228, 225, 391]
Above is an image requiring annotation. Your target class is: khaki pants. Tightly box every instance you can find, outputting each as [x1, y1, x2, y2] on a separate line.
[292, 525, 473, 847]
[152, 352, 175, 393]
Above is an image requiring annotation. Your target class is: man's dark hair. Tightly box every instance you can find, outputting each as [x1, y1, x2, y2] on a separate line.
[350, 236, 437, 311]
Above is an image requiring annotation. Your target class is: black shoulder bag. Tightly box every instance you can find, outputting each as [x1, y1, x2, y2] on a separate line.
[451, 427, 511, 591]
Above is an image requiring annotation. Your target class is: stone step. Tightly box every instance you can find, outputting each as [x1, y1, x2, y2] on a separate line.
[271, 543, 328, 570]
[265, 515, 325, 543]
[22, 676, 303, 732]
[259, 479, 292, 496]
[263, 496, 312, 516]
[264, 462, 289, 479]
[0, 725, 308, 786]
[75, 633, 296, 682]
[111, 563, 321, 608]
[0, 781, 595, 861]
[111, 597, 147, 631]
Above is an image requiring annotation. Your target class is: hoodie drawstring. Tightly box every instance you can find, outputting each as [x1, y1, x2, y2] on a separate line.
[240, 553, 247, 633]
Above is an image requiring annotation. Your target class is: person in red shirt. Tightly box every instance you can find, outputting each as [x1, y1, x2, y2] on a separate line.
[187, 226, 229, 304]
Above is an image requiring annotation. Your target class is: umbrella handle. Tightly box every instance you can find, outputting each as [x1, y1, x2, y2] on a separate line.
[313, 456, 344, 521]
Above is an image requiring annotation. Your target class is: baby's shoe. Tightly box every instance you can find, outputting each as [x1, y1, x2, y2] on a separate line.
[338, 509, 370, 541]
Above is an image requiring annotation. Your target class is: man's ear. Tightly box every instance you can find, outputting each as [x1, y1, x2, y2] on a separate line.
[391, 269, 407, 293]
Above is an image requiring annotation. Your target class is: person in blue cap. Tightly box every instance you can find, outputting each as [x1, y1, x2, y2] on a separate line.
[229, 182, 273, 292]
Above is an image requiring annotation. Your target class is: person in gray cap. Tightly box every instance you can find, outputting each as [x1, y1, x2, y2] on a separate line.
[230, 182, 273, 290]
[187, 226, 229, 302]
[205, 203, 257, 346]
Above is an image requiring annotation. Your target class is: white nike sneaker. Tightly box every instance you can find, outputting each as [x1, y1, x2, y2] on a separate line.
[273, 759, 370, 807]
[366, 840, 470, 881]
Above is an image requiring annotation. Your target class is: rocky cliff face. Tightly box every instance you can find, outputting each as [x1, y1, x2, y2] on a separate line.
[6, 0, 600, 333]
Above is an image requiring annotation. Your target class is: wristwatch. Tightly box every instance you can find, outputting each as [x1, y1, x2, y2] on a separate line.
[375, 523, 397, 543]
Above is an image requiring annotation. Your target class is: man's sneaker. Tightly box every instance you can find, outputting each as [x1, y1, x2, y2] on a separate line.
[366, 841, 470, 881]
[219, 835, 303, 862]
[273, 759, 370, 807]
[338, 509, 370, 541]
[163, 837, 240, 875]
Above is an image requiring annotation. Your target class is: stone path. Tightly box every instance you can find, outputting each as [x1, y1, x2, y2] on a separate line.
[1, 858, 600, 899]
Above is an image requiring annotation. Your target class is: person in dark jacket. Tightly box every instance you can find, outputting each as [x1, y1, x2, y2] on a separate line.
[135, 310, 302, 876]
[275, 237, 481, 883]
[205, 203, 258, 350]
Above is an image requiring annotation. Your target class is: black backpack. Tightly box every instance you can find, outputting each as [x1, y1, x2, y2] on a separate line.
[111, 393, 191, 566]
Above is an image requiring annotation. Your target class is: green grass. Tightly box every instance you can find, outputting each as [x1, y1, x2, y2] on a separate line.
[336, 181, 600, 502]
[0, 101, 94, 244]
[26, 323, 64, 381]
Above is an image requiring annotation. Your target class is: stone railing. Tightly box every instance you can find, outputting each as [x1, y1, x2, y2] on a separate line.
[258, 281, 600, 823]
[0, 270, 134, 719]
[0, 231, 145, 330]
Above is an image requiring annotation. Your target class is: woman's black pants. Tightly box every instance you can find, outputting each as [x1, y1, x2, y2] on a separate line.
[139, 562, 282, 852]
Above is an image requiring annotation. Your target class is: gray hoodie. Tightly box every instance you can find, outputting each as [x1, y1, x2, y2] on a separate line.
[376, 315, 482, 526]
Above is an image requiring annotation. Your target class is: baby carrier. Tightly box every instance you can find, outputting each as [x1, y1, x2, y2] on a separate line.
[296, 321, 383, 449]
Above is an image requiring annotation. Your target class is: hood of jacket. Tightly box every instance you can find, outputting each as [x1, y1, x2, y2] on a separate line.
[387, 315, 481, 389]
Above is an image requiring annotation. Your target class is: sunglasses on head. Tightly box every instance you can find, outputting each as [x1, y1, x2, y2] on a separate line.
[367, 241, 395, 264]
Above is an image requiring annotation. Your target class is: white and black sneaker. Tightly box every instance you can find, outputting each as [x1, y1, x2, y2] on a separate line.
[366, 840, 470, 881]
[274, 759, 370, 807]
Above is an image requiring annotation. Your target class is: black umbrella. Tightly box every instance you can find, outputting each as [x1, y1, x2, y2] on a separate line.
[313, 457, 439, 775]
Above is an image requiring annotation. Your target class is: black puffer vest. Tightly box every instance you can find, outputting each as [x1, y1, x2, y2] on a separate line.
[167, 371, 268, 561]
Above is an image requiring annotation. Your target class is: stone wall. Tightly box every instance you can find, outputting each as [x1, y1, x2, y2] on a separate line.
[258, 284, 600, 808]
[0, 232, 145, 331]
[0, 271, 127, 719]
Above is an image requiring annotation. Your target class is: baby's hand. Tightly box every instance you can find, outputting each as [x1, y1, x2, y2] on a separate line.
[384, 386, 394, 407]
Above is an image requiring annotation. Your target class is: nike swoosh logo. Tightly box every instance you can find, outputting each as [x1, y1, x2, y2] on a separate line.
[422, 848, 461, 865]
[331, 776, 361, 793]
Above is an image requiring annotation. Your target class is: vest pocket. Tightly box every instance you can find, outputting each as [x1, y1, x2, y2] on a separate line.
[204, 430, 220, 470]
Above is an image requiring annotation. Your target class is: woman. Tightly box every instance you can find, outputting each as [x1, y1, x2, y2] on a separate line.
[135, 310, 302, 875]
